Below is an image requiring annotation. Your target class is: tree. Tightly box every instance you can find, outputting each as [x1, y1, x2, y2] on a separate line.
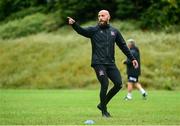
[140, 0, 180, 29]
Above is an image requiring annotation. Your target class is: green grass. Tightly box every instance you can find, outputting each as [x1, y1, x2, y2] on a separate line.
[0, 89, 180, 125]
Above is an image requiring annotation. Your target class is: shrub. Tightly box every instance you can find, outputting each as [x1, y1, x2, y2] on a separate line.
[3, 6, 45, 22]
[0, 13, 58, 39]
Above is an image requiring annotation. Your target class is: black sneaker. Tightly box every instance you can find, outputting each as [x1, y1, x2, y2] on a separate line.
[102, 110, 111, 118]
[142, 93, 147, 100]
[97, 104, 111, 118]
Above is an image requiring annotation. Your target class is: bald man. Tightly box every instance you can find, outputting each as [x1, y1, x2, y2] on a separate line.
[68, 10, 138, 118]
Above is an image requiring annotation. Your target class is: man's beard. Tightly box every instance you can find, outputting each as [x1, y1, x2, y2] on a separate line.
[98, 20, 108, 26]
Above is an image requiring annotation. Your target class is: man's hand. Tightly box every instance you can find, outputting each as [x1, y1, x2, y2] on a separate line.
[132, 60, 138, 69]
[67, 17, 75, 25]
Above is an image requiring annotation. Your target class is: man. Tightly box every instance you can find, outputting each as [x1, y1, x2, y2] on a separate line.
[123, 39, 147, 100]
[67, 10, 138, 117]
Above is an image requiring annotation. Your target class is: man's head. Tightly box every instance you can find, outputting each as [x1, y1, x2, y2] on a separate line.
[98, 10, 110, 26]
[127, 39, 135, 48]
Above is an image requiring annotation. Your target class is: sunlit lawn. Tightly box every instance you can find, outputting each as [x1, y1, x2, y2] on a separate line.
[0, 89, 179, 125]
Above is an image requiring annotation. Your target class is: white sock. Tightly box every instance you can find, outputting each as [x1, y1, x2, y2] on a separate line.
[139, 88, 146, 94]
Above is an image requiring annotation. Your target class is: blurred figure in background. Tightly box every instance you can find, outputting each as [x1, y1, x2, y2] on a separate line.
[123, 39, 147, 100]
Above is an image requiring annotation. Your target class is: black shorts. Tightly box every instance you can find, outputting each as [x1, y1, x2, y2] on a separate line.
[93, 64, 122, 86]
[128, 75, 139, 83]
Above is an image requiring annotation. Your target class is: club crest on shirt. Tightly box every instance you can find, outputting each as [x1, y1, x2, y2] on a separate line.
[111, 31, 115, 36]
[99, 70, 104, 76]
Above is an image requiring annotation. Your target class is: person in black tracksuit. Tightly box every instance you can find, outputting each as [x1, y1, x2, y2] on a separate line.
[68, 10, 138, 117]
[124, 39, 147, 100]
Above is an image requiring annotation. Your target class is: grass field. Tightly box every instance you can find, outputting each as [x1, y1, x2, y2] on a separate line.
[0, 89, 179, 125]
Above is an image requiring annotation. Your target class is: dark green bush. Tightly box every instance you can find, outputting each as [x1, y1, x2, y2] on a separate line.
[0, 13, 56, 39]
[3, 6, 45, 22]
[57, 0, 116, 23]
[0, 0, 46, 21]
[140, 0, 180, 29]
[0, 0, 179, 31]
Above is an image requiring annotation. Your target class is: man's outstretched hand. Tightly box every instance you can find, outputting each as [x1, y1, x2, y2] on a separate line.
[67, 17, 75, 25]
[132, 60, 139, 69]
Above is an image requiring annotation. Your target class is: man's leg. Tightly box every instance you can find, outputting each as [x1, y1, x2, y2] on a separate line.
[125, 82, 133, 100]
[135, 82, 147, 99]
[135, 82, 145, 93]
[105, 65, 122, 105]
[93, 65, 110, 117]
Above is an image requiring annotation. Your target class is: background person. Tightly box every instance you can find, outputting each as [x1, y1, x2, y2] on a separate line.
[123, 39, 147, 100]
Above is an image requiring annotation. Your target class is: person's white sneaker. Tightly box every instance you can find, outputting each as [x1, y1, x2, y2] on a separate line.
[124, 95, 132, 100]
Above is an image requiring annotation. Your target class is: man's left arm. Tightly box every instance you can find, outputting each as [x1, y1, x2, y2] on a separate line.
[115, 30, 138, 68]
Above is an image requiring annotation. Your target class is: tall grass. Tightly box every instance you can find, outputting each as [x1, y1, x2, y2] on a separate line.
[0, 20, 179, 89]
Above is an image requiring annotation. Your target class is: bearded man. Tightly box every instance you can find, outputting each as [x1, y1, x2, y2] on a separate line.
[67, 10, 138, 117]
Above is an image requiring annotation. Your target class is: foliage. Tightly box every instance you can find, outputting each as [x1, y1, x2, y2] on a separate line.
[0, 21, 179, 89]
[0, 13, 57, 39]
[115, 0, 151, 19]
[0, 0, 46, 21]
[3, 6, 45, 22]
[57, 0, 116, 23]
[141, 0, 180, 29]
[0, 0, 179, 29]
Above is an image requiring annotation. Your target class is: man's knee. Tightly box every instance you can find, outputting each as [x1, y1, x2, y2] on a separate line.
[116, 84, 122, 90]
[114, 83, 122, 91]
[114, 81, 122, 90]
[99, 75, 108, 88]
[99, 74, 108, 83]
